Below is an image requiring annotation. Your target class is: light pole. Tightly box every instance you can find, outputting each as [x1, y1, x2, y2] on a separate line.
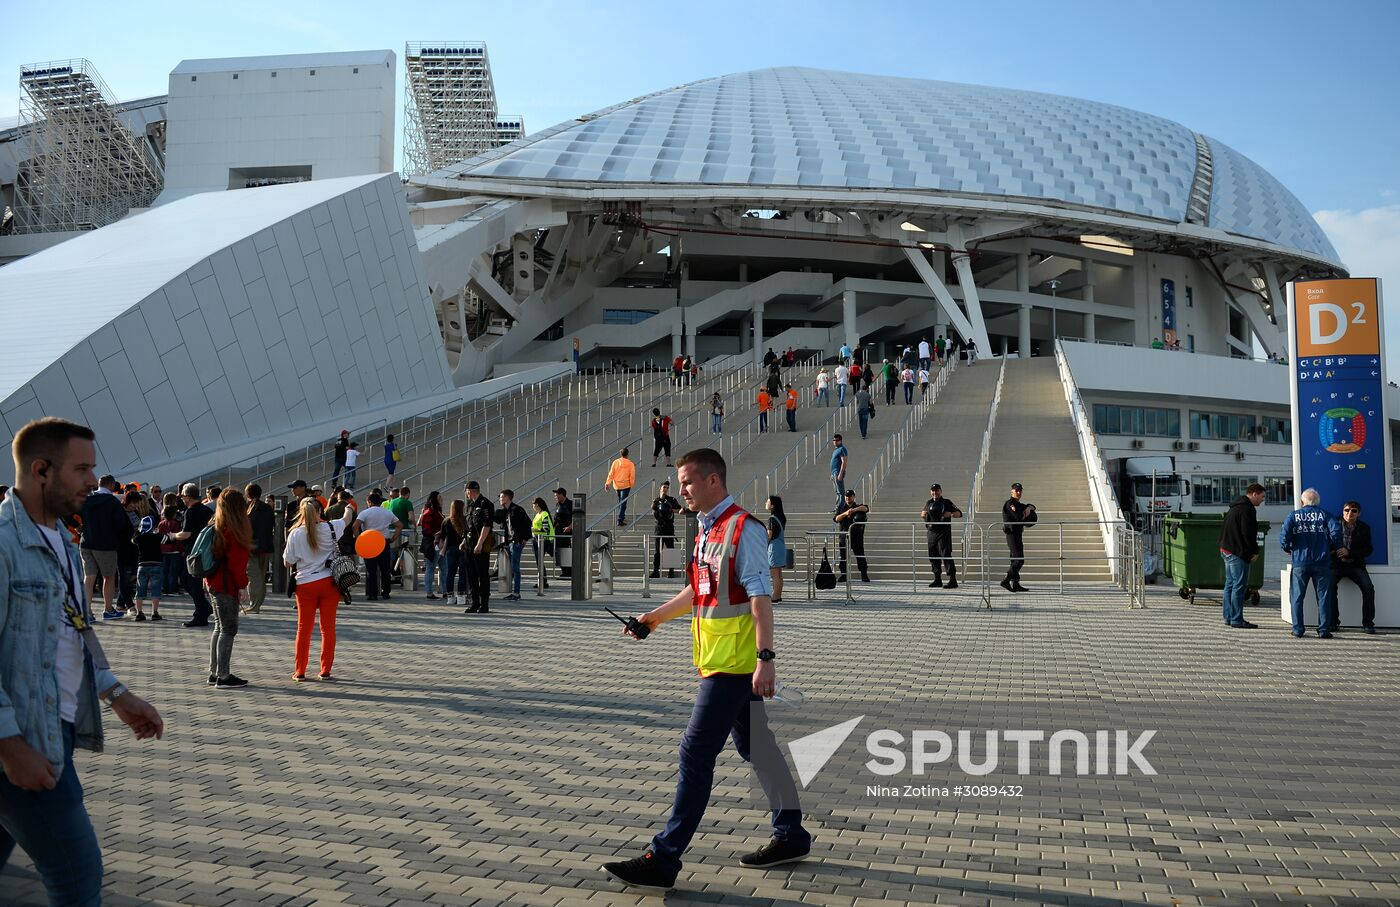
[1046, 279, 1060, 346]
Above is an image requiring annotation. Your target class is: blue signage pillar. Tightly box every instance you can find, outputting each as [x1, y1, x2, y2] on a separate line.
[1287, 278, 1391, 564]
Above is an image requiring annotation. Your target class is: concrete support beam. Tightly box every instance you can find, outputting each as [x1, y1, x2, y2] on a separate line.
[685, 329, 697, 358]
[842, 289, 858, 351]
[1017, 253, 1031, 293]
[752, 304, 765, 367]
[1084, 312, 1097, 342]
[902, 246, 987, 351]
[950, 243, 990, 351]
[1018, 305, 1032, 358]
[672, 322, 683, 359]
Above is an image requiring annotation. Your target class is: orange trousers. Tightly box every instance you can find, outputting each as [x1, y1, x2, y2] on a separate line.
[294, 577, 340, 676]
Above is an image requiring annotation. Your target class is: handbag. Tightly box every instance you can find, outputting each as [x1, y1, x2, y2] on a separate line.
[815, 546, 837, 590]
[785, 549, 795, 570]
[326, 521, 361, 594]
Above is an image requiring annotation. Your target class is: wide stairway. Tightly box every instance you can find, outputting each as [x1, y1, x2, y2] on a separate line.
[975, 357, 1110, 583]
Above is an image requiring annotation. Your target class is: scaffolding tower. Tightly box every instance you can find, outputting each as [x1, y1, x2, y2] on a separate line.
[13, 59, 163, 233]
[403, 43, 505, 177]
[495, 116, 526, 146]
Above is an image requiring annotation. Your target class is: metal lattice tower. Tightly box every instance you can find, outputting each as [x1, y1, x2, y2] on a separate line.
[14, 59, 163, 233]
[403, 42, 505, 177]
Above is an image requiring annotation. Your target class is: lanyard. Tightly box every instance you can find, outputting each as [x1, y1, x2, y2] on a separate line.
[36, 528, 111, 670]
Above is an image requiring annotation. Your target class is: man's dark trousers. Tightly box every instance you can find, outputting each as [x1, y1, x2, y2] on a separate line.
[0, 722, 103, 906]
[652, 532, 676, 577]
[365, 548, 392, 599]
[1333, 562, 1376, 629]
[185, 570, 213, 623]
[1006, 533, 1025, 582]
[464, 549, 491, 609]
[928, 530, 956, 582]
[649, 673, 810, 873]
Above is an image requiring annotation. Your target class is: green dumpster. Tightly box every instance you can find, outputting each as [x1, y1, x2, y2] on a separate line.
[1163, 514, 1271, 605]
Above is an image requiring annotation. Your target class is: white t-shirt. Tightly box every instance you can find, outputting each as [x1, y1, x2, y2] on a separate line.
[918, 368, 931, 384]
[901, 368, 915, 383]
[816, 372, 829, 390]
[344, 448, 360, 467]
[918, 341, 931, 359]
[37, 524, 85, 724]
[283, 518, 350, 583]
[835, 368, 849, 385]
[356, 505, 400, 536]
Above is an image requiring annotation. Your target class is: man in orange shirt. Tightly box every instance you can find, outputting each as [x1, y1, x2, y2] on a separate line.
[784, 385, 799, 432]
[756, 388, 772, 433]
[604, 447, 637, 526]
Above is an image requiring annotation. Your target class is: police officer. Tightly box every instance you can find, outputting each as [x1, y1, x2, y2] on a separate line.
[921, 483, 961, 588]
[1000, 482, 1036, 592]
[552, 488, 573, 578]
[604, 448, 811, 893]
[650, 480, 682, 579]
[834, 490, 870, 582]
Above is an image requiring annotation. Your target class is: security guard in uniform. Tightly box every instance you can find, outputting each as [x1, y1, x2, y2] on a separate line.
[921, 483, 961, 588]
[604, 448, 811, 893]
[1001, 482, 1037, 592]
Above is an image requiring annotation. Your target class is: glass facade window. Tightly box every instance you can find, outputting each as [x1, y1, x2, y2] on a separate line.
[1192, 475, 1254, 506]
[602, 309, 659, 325]
[1259, 416, 1292, 444]
[1190, 411, 1256, 441]
[1093, 404, 1180, 437]
[1263, 476, 1294, 505]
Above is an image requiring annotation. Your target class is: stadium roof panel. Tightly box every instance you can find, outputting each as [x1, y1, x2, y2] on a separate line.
[432, 67, 1339, 265]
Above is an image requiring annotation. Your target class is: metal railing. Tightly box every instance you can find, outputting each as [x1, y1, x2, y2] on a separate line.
[962, 354, 1007, 559]
[1055, 339, 1130, 579]
[852, 358, 955, 506]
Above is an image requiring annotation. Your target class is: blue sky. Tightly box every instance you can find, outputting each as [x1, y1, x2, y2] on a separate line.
[7, 0, 1399, 324]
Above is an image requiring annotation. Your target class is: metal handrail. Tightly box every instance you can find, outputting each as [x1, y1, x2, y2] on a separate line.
[962, 354, 1007, 558]
[1055, 339, 1129, 578]
[852, 357, 955, 505]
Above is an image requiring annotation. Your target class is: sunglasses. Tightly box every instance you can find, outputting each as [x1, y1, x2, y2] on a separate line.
[1343, 508, 1359, 513]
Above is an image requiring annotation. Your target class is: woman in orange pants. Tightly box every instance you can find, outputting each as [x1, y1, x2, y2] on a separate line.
[282, 497, 352, 680]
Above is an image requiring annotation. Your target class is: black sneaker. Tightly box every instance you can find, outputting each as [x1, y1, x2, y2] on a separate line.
[150, 612, 163, 621]
[207, 674, 217, 685]
[946, 580, 958, 590]
[183, 620, 209, 628]
[739, 836, 811, 868]
[930, 577, 943, 588]
[1229, 620, 1259, 629]
[999, 579, 1013, 592]
[216, 674, 249, 689]
[602, 851, 676, 893]
[1364, 626, 1377, 634]
[927, 581, 939, 588]
[1011, 583, 1029, 593]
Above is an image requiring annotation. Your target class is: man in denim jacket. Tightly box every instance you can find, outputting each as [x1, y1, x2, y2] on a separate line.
[0, 417, 164, 905]
[1280, 488, 1343, 638]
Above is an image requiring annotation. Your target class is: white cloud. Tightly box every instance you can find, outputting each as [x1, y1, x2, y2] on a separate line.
[1314, 204, 1400, 371]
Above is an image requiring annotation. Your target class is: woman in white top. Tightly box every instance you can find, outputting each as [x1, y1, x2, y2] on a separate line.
[815, 367, 830, 407]
[282, 497, 350, 681]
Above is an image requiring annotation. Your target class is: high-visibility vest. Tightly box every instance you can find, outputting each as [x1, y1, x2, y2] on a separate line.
[531, 511, 554, 539]
[688, 502, 757, 676]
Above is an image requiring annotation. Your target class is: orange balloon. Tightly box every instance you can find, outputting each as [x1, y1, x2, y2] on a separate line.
[354, 529, 386, 559]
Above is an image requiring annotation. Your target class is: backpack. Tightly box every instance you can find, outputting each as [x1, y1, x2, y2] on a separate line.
[815, 546, 837, 590]
[326, 521, 361, 594]
[185, 525, 220, 579]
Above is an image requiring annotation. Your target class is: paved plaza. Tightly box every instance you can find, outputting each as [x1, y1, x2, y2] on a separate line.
[2, 579, 1397, 907]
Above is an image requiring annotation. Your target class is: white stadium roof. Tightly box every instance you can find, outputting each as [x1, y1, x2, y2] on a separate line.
[430, 67, 1339, 266]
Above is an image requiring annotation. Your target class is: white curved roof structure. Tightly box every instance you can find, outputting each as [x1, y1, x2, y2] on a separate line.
[431, 67, 1338, 266]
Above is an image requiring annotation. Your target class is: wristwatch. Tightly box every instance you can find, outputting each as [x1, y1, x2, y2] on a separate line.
[757, 648, 776, 662]
[101, 682, 129, 708]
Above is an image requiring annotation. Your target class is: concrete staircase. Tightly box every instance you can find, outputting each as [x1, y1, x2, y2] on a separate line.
[856, 363, 1001, 580]
[975, 357, 1110, 583]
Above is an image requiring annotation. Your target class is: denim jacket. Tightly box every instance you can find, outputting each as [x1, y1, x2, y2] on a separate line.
[0, 494, 119, 774]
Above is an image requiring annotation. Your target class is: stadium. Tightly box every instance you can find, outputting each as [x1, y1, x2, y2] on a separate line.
[0, 55, 1392, 614]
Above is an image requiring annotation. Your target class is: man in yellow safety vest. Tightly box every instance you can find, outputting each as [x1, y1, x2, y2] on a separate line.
[603, 447, 810, 893]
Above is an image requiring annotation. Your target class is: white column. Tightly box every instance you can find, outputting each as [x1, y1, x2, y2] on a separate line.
[752, 303, 765, 367]
[1016, 253, 1031, 293]
[950, 249, 991, 353]
[685, 329, 697, 358]
[1084, 312, 1097, 342]
[842, 289, 858, 351]
[1018, 305, 1032, 358]
[672, 322, 683, 358]
[1082, 259, 1096, 342]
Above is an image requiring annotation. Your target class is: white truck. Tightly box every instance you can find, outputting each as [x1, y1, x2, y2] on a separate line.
[1115, 456, 1190, 525]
